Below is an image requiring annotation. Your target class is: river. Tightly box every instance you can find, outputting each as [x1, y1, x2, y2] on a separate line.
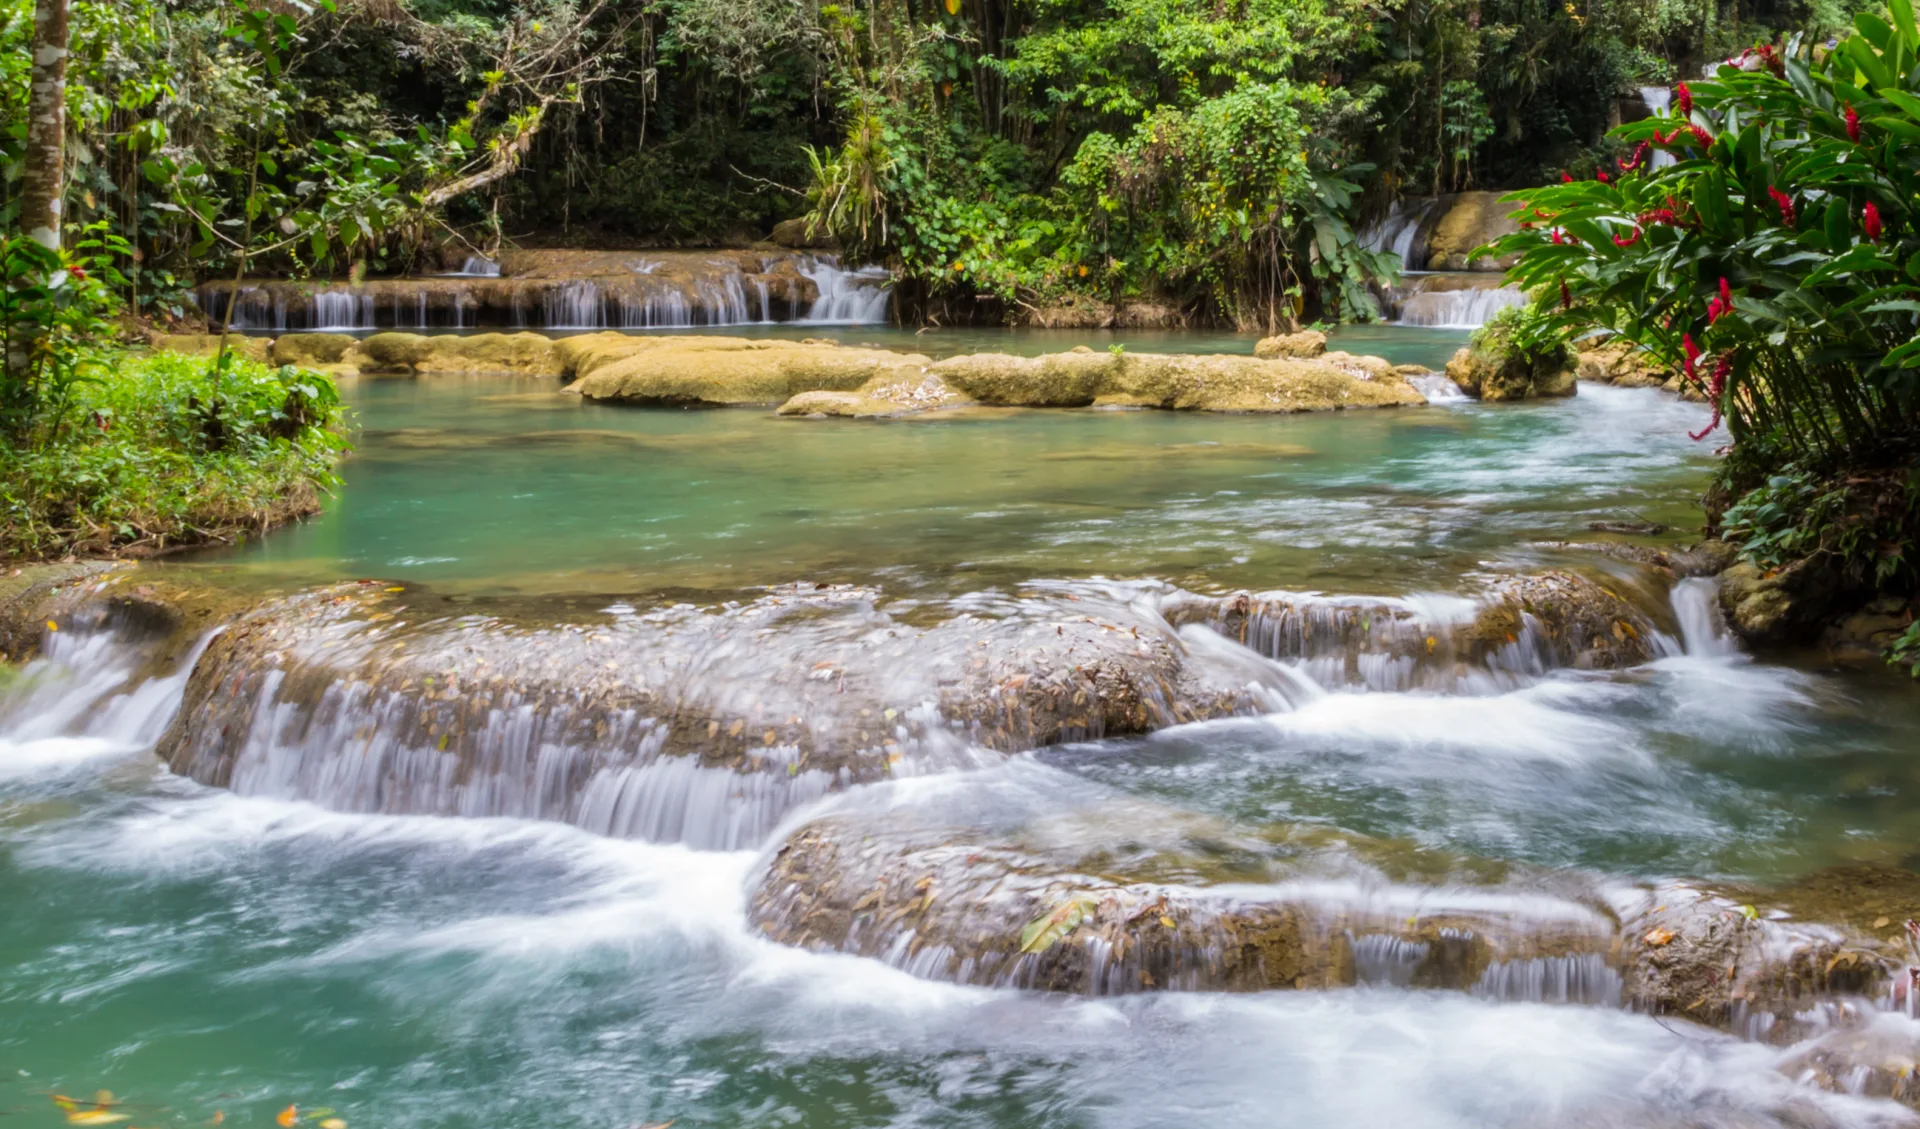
[4, 326, 1918, 1129]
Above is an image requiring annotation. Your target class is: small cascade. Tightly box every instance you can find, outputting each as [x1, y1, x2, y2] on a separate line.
[0, 622, 211, 757]
[1473, 954, 1622, 1005]
[1359, 199, 1441, 270]
[1670, 576, 1737, 657]
[455, 256, 501, 277]
[796, 256, 892, 324]
[1640, 87, 1678, 169]
[1405, 371, 1469, 404]
[1396, 283, 1528, 328]
[544, 280, 605, 329]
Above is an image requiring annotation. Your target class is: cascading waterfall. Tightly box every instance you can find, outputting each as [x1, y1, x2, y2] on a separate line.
[797, 256, 892, 324]
[1359, 199, 1441, 270]
[1395, 281, 1529, 328]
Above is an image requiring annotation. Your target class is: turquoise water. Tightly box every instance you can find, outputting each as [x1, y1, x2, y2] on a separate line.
[211, 328, 1710, 598]
[6, 327, 1920, 1129]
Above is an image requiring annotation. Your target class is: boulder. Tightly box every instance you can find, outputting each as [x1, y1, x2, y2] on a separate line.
[1426, 191, 1526, 271]
[1254, 330, 1328, 359]
[270, 332, 360, 375]
[1446, 344, 1577, 401]
[928, 351, 1425, 413]
[355, 331, 565, 376]
[565, 337, 929, 405]
[1020, 299, 1187, 329]
[149, 333, 273, 364]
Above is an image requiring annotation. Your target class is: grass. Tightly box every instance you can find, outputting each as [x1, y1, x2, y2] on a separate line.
[0, 350, 349, 560]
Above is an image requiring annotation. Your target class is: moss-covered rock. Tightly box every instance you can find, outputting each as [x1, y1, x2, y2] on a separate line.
[150, 333, 273, 364]
[1445, 311, 1578, 403]
[1253, 330, 1328, 359]
[270, 332, 360, 375]
[778, 373, 972, 417]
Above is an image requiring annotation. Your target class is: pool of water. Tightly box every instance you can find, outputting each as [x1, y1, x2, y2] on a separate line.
[206, 329, 1707, 599]
[6, 327, 1920, 1129]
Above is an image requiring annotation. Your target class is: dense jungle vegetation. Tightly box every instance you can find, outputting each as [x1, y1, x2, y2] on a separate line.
[0, 0, 1879, 326]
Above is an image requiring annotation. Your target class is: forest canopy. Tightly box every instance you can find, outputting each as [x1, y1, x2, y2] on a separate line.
[0, 0, 1874, 326]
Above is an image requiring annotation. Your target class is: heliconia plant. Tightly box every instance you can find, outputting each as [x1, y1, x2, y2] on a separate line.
[1479, 1, 1920, 475]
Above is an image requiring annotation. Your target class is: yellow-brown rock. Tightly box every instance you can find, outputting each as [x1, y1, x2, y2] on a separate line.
[1253, 330, 1328, 359]
[1427, 192, 1526, 271]
[150, 333, 273, 364]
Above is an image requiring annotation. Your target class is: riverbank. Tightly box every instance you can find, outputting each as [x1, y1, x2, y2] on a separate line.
[0, 351, 348, 563]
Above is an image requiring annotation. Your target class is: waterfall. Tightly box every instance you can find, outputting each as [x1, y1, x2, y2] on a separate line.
[1405, 371, 1470, 403]
[455, 256, 501, 277]
[544, 280, 605, 329]
[1396, 284, 1528, 328]
[1359, 199, 1440, 271]
[796, 257, 892, 324]
[1640, 87, 1678, 169]
[1670, 577, 1737, 657]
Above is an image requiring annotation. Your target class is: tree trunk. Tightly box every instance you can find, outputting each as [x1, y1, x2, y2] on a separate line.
[21, 0, 70, 251]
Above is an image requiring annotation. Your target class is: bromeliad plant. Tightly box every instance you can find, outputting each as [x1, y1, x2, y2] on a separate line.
[1481, 5, 1920, 479]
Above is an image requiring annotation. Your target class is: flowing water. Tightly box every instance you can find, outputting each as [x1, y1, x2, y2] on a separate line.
[6, 327, 1920, 1129]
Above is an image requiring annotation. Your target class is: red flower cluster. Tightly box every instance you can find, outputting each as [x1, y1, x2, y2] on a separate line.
[1561, 171, 1574, 183]
[1676, 82, 1693, 116]
[1636, 207, 1681, 227]
[1613, 228, 1642, 247]
[1729, 44, 1785, 76]
[1655, 124, 1715, 150]
[1617, 142, 1651, 173]
[1707, 276, 1733, 325]
[1690, 354, 1733, 440]
[1682, 333, 1702, 383]
[1865, 201, 1884, 242]
[1561, 281, 1572, 309]
[1845, 103, 1862, 143]
[1597, 169, 1611, 183]
[1769, 186, 1797, 226]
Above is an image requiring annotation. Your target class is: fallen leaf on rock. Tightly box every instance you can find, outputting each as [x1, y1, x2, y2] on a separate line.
[1643, 927, 1675, 947]
[277, 1107, 298, 1128]
[1020, 896, 1099, 954]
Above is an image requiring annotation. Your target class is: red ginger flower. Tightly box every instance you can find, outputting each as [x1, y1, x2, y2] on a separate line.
[1768, 186, 1796, 226]
[1617, 142, 1651, 173]
[1597, 169, 1611, 183]
[1637, 208, 1681, 227]
[1690, 354, 1732, 440]
[1682, 333, 1702, 383]
[1676, 82, 1693, 116]
[1561, 281, 1572, 309]
[1613, 228, 1642, 247]
[1865, 201, 1883, 242]
[1846, 103, 1861, 143]
[1562, 171, 1574, 183]
[1707, 276, 1734, 325]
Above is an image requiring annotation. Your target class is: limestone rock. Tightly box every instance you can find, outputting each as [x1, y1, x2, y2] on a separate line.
[1425, 191, 1526, 271]
[271, 332, 360, 375]
[150, 333, 273, 364]
[928, 350, 1425, 413]
[356, 331, 565, 376]
[750, 810, 1617, 995]
[1254, 331, 1328, 359]
[778, 373, 972, 418]
[566, 337, 929, 405]
[1446, 345, 1577, 402]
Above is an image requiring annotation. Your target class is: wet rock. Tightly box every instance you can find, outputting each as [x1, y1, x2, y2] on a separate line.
[749, 810, 1618, 995]
[1778, 1012, 1920, 1107]
[1019, 299, 1188, 329]
[1254, 330, 1327, 359]
[0, 562, 124, 660]
[1426, 191, 1525, 271]
[1616, 881, 1901, 1039]
[1165, 569, 1665, 689]
[151, 581, 1258, 844]
[1446, 344, 1577, 401]
[149, 333, 273, 364]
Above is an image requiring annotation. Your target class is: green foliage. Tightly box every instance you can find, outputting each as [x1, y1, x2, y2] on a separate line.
[1719, 467, 1846, 567]
[1469, 302, 1576, 373]
[1, 229, 128, 441]
[1488, 7, 1920, 476]
[0, 349, 347, 560]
